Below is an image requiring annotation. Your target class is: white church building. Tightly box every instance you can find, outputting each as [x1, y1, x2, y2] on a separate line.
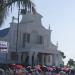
[0, 6, 63, 66]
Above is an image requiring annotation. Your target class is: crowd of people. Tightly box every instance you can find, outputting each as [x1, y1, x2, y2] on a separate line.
[0, 64, 75, 75]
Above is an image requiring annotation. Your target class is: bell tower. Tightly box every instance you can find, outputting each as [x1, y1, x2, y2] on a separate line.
[49, 24, 52, 42]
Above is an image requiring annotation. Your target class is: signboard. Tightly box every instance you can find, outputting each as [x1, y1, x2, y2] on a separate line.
[0, 41, 8, 53]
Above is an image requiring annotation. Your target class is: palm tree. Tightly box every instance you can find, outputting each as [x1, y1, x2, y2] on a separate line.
[0, 0, 5, 25]
[0, 0, 34, 26]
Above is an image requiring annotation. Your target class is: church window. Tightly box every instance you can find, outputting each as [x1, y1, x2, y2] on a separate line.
[48, 56, 50, 63]
[38, 35, 43, 44]
[10, 52, 18, 60]
[22, 33, 26, 48]
[27, 33, 30, 43]
[22, 33, 30, 48]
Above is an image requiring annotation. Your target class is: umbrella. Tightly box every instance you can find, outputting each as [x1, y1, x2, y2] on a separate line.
[70, 66, 75, 70]
[56, 74, 61, 75]
[15, 65, 24, 69]
[47, 67, 53, 71]
[35, 65, 41, 70]
[61, 67, 70, 71]
[26, 66, 32, 73]
[27, 66, 32, 69]
[59, 71, 66, 75]
[35, 65, 42, 72]
[42, 65, 46, 68]
[11, 64, 23, 69]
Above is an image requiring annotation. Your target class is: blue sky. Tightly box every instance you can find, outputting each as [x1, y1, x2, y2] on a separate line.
[1, 0, 75, 64]
[34, 0, 75, 64]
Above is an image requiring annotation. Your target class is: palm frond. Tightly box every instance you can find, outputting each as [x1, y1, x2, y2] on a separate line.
[0, 0, 34, 26]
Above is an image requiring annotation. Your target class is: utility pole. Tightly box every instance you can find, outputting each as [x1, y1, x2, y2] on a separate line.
[15, 9, 20, 64]
[12, 8, 20, 64]
[13, 8, 20, 75]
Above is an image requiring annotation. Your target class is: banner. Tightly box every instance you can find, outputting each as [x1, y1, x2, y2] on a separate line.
[0, 41, 8, 53]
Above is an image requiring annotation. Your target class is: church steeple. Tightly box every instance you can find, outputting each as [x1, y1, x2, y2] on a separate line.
[56, 41, 58, 49]
[49, 24, 50, 30]
[49, 24, 52, 42]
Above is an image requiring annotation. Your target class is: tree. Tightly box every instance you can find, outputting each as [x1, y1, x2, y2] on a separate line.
[67, 59, 75, 67]
[0, 0, 5, 25]
[59, 51, 66, 59]
[0, 0, 34, 26]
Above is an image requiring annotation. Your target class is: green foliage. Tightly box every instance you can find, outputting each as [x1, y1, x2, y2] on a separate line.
[67, 59, 75, 67]
[59, 51, 66, 59]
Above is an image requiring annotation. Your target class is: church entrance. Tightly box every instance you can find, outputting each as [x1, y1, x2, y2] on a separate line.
[38, 53, 42, 65]
[32, 55, 34, 66]
[21, 52, 29, 66]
